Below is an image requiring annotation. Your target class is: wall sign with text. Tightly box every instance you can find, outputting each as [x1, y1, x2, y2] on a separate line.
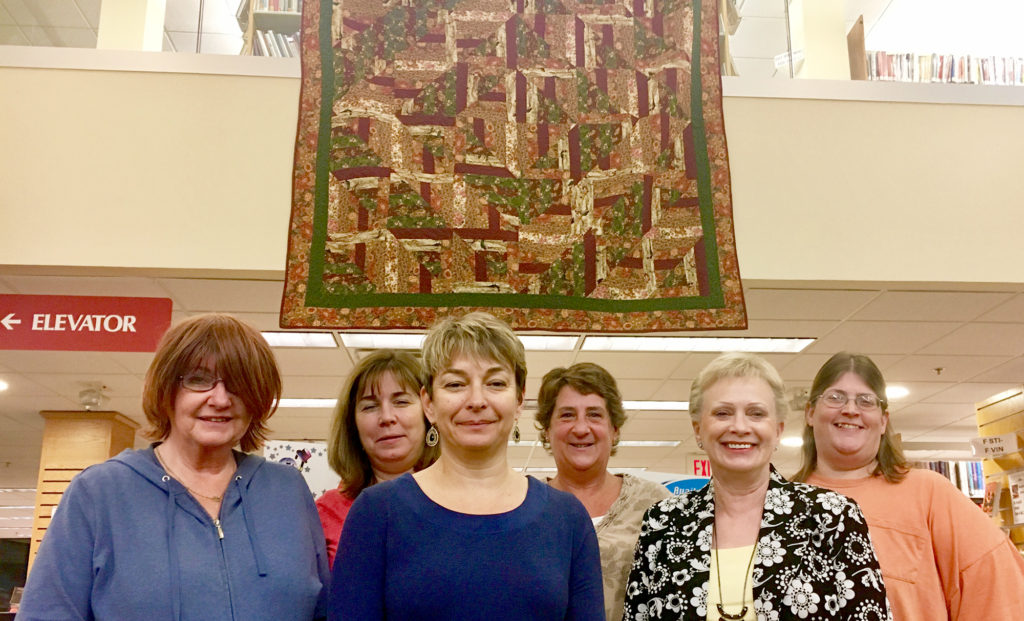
[0, 294, 173, 352]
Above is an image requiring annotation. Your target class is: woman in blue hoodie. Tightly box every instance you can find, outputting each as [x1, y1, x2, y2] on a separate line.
[17, 313, 330, 621]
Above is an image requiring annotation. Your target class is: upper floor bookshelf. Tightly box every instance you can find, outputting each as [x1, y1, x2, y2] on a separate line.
[236, 0, 302, 58]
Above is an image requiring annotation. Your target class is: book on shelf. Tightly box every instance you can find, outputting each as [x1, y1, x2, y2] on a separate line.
[867, 50, 1024, 85]
[253, 0, 301, 12]
[253, 30, 300, 58]
[913, 460, 984, 499]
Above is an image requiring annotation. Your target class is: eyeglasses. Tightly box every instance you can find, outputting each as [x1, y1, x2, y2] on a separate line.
[179, 371, 229, 393]
[816, 390, 885, 411]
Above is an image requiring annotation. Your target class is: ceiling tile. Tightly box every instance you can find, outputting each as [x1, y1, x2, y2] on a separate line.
[969, 356, 1024, 383]
[668, 353, 718, 379]
[0, 372, 63, 398]
[890, 402, 974, 429]
[744, 288, 879, 320]
[615, 379, 666, 401]
[851, 291, 1012, 322]
[0, 24, 31, 44]
[1, 0, 40, 25]
[575, 352, 682, 380]
[922, 382, 1018, 406]
[0, 4, 14, 25]
[163, 0, 201, 31]
[14, 0, 89, 28]
[158, 278, 282, 313]
[109, 352, 158, 375]
[77, 0, 100, 28]
[730, 56, 779, 79]
[1, 275, 172, 298]
[976, 293, 1024, 322]
[524, 352, 576, 377]
[194, 31, 243, 55]
[918, 323, 1024, 356]
[739, 0, 788, 19]
[902, 415, 980, 443]
[882, 355, 1009, 383]
[650, 380, 690, 401]
[0, 350, 133, 374]
[281, 375, 344, 399]
[24, 373, 142, 401]
[273, 347, 352, 378]
[776, 352, 904, 386]
[806, 321, 960, 355]
[728, 16, 788, 58]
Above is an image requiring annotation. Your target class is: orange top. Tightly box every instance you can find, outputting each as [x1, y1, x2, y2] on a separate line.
[807, 468, 1024, 620]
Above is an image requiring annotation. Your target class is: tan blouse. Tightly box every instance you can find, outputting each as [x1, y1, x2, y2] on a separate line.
[593, 474, 671, 621]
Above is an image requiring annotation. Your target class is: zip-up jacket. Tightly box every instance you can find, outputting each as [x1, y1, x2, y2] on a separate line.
[17, 446, 330, 621]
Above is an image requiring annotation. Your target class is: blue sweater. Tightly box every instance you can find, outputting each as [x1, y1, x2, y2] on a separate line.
[328, 474, 604, 621]
[17, 446, 330, 621]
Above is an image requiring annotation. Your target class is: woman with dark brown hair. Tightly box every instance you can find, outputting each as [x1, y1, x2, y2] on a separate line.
[18, 313, 330, 621]
[796, 351, 1024, 620]
[316, 349, 439, 565]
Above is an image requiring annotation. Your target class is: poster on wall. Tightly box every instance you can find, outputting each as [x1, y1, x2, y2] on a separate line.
[264, 440, 340, 498]
[281, 0, 746, 332]
[1008, 469, 1024, 526]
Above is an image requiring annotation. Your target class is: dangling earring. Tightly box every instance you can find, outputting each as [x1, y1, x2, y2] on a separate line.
[426, 424, 439, 447]
[696, 440, 704, 450]
[512, 421, 521, 444]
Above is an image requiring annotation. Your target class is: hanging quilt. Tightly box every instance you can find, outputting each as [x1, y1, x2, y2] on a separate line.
[282, 0, 746, 332]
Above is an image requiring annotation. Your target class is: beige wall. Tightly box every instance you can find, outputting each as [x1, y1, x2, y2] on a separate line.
[2, 60, 1023, 284]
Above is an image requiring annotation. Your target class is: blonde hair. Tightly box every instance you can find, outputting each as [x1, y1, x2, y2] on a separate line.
[143, 314, 281, 452]
[420, 312, 526, 397]
[689, 352, 788, 422]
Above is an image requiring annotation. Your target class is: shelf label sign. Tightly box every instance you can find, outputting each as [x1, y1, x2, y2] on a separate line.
[0, 294, 173, 352]
[970, 433, 1019, 458]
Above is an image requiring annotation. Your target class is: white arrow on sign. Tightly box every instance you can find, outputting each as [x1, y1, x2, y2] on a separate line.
[1, 313, 21, 330]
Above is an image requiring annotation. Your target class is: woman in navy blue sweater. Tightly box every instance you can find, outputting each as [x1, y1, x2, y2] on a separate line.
[329, 312, 603, 620]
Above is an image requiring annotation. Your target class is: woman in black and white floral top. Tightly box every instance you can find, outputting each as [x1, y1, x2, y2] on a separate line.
[623, 353, 891, 621]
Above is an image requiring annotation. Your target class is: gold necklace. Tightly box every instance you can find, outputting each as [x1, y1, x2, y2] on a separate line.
[154, 446, 231, 502]
[712, 518, 757, 621]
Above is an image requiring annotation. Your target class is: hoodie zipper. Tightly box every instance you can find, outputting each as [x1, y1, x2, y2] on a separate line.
[213, 518, 225, 539]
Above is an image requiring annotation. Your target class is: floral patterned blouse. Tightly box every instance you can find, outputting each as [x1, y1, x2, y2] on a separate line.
[622, 468, 892, 621]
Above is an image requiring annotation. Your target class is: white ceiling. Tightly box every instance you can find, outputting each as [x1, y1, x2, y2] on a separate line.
[3, 272, 1022, 537]
[0, 0, 245, 54]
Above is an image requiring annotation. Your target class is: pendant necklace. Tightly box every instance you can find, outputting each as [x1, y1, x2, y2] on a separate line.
[154, 446, 231, 502]
[712, 518, 757, 621]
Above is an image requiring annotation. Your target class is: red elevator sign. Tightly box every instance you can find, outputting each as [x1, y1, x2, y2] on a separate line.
[0, 294, 173, 352]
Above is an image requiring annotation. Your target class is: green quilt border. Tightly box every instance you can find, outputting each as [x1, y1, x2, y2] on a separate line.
[304, 0, 721, 313]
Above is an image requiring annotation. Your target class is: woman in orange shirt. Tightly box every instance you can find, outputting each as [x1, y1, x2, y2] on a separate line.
[795, 351, 1024, 620]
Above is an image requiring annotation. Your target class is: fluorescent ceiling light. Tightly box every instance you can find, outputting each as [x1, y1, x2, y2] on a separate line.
[0, 379, 7, 392]
[340, 333, 578, 351]
[278, 398, 337, 408]
[780, 437, 804, 447]
[262, 332, 337, 348]
[517, 335, 580, 350]
[0, 489, 36, 494]
[0, 506, 34, 510]
[340, 333, 425, 350]
[509, 440, 680, 447]
[521, 467, 647, 474]
[623, 400, 689, 411]
[886, 385, 909, 399]
[581, 336, 814, 353]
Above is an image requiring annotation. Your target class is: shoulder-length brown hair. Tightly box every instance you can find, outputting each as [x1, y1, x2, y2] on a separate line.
[327, 350, 440, 499]
[142, 313, 282, 453]
[793, 351, 909, 483]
